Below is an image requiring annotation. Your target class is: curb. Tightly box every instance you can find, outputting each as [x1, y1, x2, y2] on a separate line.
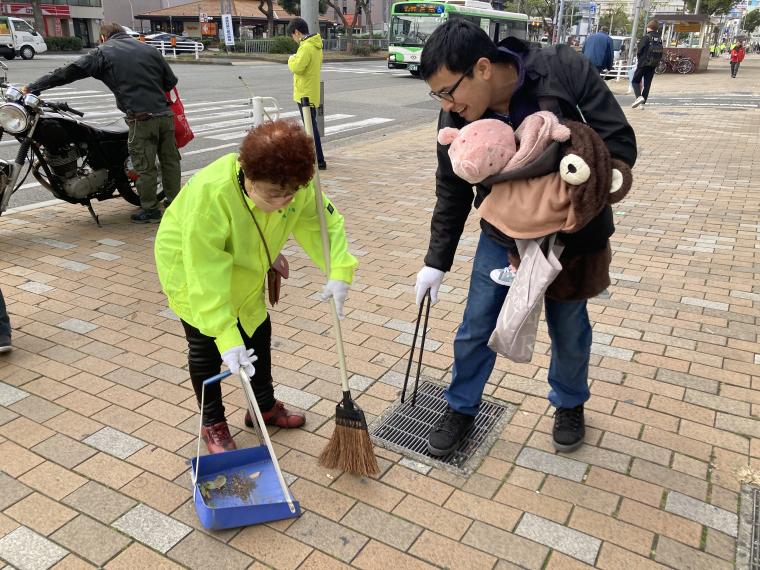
[168, 55, 388, 65]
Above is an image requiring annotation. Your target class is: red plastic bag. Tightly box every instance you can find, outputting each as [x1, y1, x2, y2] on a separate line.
[166, 87, 194, 149]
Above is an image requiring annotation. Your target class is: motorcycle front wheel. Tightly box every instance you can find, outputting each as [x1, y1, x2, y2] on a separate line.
[116, 176, 165, 207]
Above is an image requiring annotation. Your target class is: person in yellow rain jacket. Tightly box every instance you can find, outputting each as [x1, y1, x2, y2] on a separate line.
[154, 120, 357, 454]
[287, 18, 326, 170]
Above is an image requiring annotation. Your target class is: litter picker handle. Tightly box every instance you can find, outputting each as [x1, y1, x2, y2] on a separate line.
[237, 369, 296, 514]
[401, 290, 431, 407]
[300, 97, 350, 395]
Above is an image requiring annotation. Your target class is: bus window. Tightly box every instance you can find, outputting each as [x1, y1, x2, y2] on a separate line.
[390, 14, 441, 46]
[498, 20, 528, 41]
[480, 18, 490, 35]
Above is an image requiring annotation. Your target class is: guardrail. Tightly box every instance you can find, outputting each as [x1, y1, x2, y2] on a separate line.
[601, 61, 635, 82]
[243, 37, 387, 54]
[143, 39, 205, 60]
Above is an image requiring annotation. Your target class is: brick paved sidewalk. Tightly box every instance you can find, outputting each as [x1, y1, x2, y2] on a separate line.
[0, 60, 758, 570]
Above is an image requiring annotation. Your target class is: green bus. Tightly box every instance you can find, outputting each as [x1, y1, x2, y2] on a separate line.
[388, 0, 529, 76]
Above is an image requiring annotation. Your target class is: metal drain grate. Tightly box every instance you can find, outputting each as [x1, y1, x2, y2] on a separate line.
[371, 381, 510, 474]
[752, 487, 760, 569]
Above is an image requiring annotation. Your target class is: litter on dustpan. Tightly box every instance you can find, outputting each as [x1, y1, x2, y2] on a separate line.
[190, 370, 301, 530]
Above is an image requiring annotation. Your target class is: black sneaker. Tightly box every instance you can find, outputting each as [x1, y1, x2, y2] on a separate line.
[0, 336, 11, 354]
[427, 406, 475, 457]
[131, 209, 162, 224]
[318, 161, 327, 170]
[552, 405, 585, 452]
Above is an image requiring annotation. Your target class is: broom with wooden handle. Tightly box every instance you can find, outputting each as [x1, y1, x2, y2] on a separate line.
[299, 99, 379, 477]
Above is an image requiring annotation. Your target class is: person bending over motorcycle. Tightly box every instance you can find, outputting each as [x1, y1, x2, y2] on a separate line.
[154, 119, 357, 454]
[24, 22, 180, 224]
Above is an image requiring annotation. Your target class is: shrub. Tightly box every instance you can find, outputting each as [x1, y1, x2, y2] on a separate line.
[268, 36, 298, 54]
[44, 36, 83, 51]
[350, 45, 374, 56]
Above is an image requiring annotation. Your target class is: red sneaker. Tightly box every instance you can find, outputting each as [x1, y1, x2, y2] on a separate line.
[245, 401, 305, 429]
[200, 421, 237, 454]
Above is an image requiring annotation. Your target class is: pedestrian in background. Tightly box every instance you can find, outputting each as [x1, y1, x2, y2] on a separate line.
[154, 120, 356, 454]
[730, 40, 745, 78]
[0, 287, 11, 353]
[287, 17, 326, 170]
[25, 22, 181, 224]
[582, 26, 614, 73]
[631, 20, 663, 110]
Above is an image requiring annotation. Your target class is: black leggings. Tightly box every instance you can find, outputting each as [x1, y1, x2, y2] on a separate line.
[181, 317, 275, 425]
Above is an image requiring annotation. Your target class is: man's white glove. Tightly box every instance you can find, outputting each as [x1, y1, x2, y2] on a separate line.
[221, 345, 257, 377]
[415, 266, 444, 306]
[320, 280, 350, 319]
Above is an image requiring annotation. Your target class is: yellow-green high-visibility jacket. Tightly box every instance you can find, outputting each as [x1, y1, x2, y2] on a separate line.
[288, 33, 323, 107]
[154, 153, 357, 353]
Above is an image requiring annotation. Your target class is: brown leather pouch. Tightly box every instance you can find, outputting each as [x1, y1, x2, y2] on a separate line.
[266, 254, 289, 306]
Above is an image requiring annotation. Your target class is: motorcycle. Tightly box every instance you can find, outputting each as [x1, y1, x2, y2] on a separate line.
[0, 62, 161, 225]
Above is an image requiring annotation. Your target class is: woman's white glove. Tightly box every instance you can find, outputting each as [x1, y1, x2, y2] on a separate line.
[321, 280, 350, 319]
[415, 266, 444, 306]
[221, 345, 257, 376]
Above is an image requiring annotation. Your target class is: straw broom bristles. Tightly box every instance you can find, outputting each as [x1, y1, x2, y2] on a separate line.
[319, 422, 379, 477]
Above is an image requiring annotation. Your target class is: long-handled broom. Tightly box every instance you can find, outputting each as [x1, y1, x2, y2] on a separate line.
[299, 99, 379, 477]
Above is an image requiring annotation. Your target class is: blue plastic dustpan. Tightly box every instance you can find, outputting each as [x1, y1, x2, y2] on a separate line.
[190, 371, 301, 530]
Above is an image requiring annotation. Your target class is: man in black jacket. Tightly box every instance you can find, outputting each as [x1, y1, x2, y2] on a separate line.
[631, 20, 663, 109]
[25, 22, 181, 223]
[416, 19, 636, 455]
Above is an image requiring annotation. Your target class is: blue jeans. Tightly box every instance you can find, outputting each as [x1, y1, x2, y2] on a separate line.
[296, 103, 325, 164]
[0, 287, 10, 341]
[446, 232, 592, 415]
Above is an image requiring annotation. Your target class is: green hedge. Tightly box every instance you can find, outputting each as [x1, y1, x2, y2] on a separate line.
[44, 36, 83, 51]
[268, 36, 298, 54]
[350, 45, 380, 56]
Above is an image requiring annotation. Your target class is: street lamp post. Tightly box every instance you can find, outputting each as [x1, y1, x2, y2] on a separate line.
[127, 0, 135, 30]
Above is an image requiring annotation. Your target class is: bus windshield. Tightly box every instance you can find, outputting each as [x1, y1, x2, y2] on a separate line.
[390, 15, 442, 46]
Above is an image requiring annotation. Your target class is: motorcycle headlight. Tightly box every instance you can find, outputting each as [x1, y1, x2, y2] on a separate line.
[0, 103, 29, 134]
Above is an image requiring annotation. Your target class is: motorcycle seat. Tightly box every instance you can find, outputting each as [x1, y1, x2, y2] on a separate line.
[83, 118, 129, 140]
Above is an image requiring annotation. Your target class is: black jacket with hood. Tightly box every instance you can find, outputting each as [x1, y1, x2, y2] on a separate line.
[424, 37, 637, 273]
[29, 32, 177, 117]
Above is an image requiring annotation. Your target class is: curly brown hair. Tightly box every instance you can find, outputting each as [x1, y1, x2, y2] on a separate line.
[239, 120, 315, 194]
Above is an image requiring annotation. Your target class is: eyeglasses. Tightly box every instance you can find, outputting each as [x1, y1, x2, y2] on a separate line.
[428, 62, 475, 103]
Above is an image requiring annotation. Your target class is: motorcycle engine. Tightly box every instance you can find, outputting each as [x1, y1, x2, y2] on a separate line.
[62, 168, 109, 200]
[44, 146, 108, 200]
[43, 146, 78, 178]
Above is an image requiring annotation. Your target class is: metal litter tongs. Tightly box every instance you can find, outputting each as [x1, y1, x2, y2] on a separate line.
[192, 369, 296, 514]
[401, 290, 432, 407]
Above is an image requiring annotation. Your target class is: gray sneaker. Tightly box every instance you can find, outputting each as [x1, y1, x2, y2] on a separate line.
[0, 337, 12, 354]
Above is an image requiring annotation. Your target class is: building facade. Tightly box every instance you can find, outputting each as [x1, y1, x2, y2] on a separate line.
[102, 0, 190, 32]
[1, 1, 106, 46]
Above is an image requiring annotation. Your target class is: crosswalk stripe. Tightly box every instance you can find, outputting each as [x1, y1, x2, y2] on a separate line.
[204, 113, 357, 141]
[195, 112, 354, 136]
[325, 117, 393, 135]
[182, 142, 240, 156]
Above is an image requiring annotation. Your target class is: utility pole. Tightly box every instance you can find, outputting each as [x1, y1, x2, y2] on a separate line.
[555, 0, 566, 43]
[301, 0, 319, 34]
[627, 0, 642, 63]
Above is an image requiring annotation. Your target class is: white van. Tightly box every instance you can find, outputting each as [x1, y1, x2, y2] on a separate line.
[0, 16, 48, 60]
